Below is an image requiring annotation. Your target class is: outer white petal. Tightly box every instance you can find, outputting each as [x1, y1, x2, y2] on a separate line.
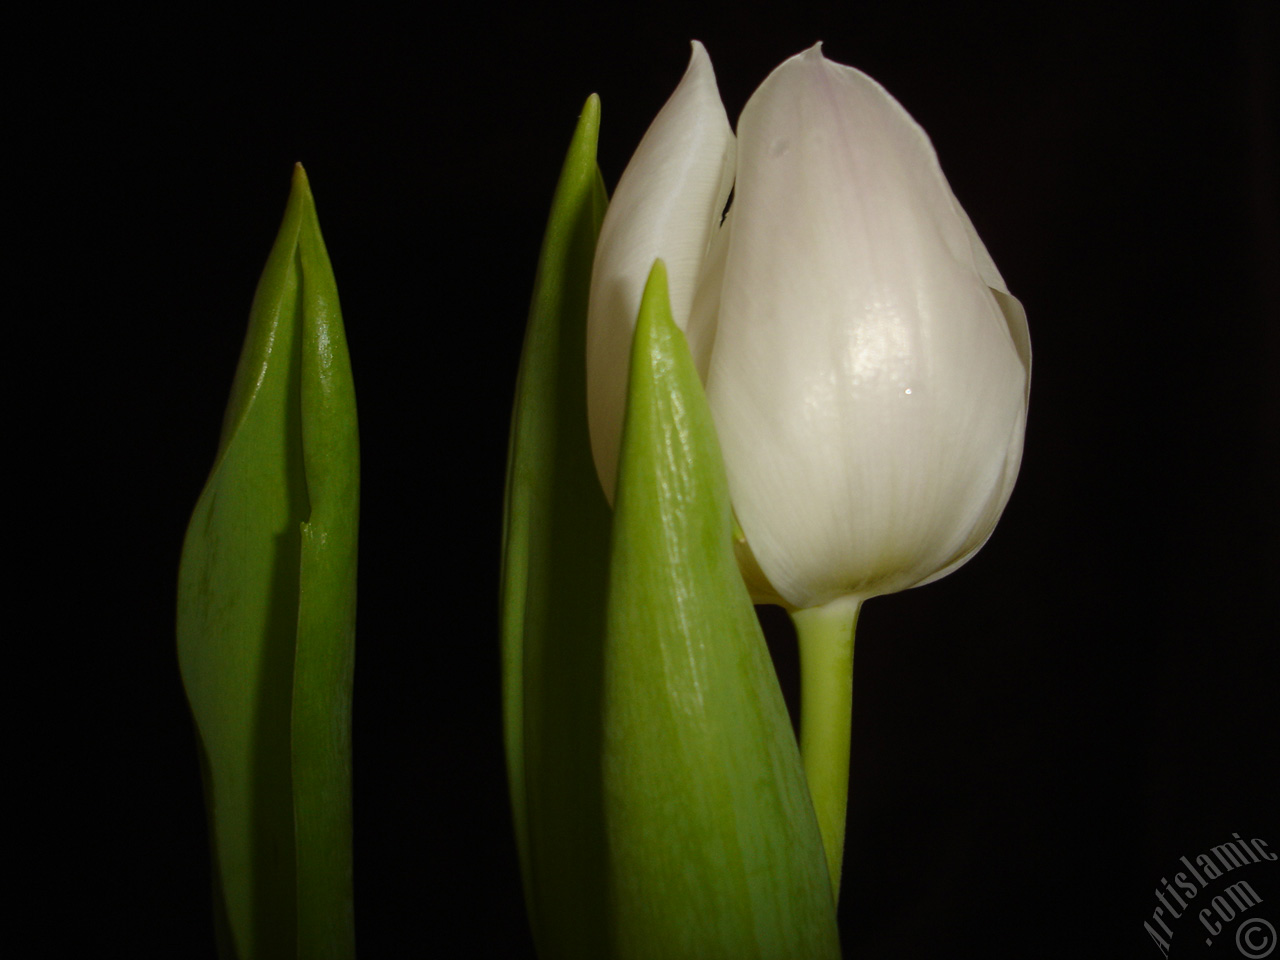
[586, 40, 735, 501]
[706, 45, 1029, 609]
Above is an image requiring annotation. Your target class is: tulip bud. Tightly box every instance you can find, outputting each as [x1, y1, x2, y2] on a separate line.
[177, 165, 359, 959]
[587, 43, 1030, 611]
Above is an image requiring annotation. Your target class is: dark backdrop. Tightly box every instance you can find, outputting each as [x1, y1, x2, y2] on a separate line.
[22, 2, 1277, 957]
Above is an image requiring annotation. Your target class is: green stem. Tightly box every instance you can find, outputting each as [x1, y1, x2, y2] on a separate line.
[791, 596, 861, 899]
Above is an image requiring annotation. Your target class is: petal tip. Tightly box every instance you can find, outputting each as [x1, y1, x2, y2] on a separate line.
[686, 39, 714, 76]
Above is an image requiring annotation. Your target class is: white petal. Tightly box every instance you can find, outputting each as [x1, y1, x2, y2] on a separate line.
[586, 40, 735, 502]
[685, 202, 733, 384]
[707, 45, 1029, 609]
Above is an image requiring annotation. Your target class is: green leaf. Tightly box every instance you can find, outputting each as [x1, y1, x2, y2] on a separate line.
[500, 97, 613, 958]
[601, 261, 840, 960]
[177, 164, 358, 960]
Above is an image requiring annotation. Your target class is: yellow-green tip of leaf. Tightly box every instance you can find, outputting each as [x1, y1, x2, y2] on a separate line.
[601, 257, 840, 959]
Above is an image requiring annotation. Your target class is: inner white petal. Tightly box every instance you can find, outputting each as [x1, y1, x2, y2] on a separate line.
[585, 40, 736, 502]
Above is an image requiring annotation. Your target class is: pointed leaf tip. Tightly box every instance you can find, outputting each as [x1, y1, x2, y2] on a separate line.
[603, 252, 839, 959]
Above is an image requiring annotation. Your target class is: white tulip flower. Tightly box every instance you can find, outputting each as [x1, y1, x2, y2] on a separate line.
[586, 41, 1030, 611]
[585, 42, 1030, 895]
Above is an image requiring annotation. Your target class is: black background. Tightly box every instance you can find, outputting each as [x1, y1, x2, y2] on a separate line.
[21, 2, 1277, 957]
